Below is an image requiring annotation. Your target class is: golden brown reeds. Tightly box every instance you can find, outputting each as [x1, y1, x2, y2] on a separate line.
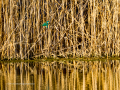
[0, 0, 120, 60]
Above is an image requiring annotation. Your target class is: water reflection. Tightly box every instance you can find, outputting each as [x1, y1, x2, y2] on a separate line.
[0, 60, 120, 90]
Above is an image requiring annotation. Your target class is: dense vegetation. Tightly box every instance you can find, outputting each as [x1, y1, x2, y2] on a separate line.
[0, 0, 120, 60]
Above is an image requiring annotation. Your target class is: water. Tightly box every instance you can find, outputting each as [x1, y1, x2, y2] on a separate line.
[0, 59, 120, 90]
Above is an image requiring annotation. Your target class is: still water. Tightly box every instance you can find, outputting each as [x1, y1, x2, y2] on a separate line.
[0, 59, 120, 90]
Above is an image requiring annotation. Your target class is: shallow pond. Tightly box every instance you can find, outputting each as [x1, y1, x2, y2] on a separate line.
[0, 59, 120, 90]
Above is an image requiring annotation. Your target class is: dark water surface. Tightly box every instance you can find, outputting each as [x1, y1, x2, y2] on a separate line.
[0, 59, 120, 90]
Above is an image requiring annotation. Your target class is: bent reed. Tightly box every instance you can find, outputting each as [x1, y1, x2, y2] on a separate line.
[0, 0, 120, 60]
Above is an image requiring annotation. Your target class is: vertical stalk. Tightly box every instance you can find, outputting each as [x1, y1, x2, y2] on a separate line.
[24, 0, 27, 59]
[72, 1, 75, 57]
[81, 0, 84, 56]
[6, 0, 10, 59]
[88, 1, 91, 56]
[115, 0, 119, 56]
[19, 0, 23, 59]
[0, 0, 2, 47]
[93, 0, 96, 56]
[42, 0, 46, 57]
[37, 0, 40, 57]
[10, 0, 13, 59]
[47, 0, 50, 56]
[33, 0, 36, 55]
[0, 0, 2, 59]
[66, 0, 68, 56]
[26, 0, 29, 59]
[70, 0, 73, 56]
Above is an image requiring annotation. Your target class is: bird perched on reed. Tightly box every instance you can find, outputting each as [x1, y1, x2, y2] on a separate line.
[41, 21, 49, 28]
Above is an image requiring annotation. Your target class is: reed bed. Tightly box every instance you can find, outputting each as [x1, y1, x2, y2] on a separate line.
[0, 60, 120, 90]
[0, 0, 120, 59]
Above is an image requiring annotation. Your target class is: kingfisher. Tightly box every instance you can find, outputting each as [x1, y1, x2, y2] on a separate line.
[41, 21, 49, 28]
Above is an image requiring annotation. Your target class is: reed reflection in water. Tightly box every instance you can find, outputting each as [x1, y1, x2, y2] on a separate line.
[0, 60, 120, 90]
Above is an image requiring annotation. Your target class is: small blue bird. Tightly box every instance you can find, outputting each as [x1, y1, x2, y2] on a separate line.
[41, 21, 49, 28]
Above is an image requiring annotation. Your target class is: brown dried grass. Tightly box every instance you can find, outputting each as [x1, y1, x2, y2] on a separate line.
[0, 0, 120, 60]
